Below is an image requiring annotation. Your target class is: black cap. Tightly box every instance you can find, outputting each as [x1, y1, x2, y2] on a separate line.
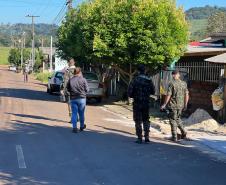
[137, 64, 145, 73]
[172, 69, 179, 75]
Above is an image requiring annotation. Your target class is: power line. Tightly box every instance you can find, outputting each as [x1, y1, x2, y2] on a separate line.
[52, 1, 67, 25]
[33, 0, 52, 16]
[26, 15, 40, 72]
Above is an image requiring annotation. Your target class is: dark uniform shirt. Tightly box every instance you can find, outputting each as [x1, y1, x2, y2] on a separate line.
[128, 75, 155, 108]
[167, 79, 189, 110]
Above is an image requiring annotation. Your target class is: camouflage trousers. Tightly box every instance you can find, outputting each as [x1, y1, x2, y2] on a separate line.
[65, 96, 72, 117]
[133, 104, 150, 139]
[168, 109, 186, 139]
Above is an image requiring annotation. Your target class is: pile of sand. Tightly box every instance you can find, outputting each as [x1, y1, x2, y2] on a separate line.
[183, 109, 220, 132]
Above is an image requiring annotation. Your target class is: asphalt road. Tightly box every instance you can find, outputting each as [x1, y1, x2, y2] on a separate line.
[1, 66, 226, 185]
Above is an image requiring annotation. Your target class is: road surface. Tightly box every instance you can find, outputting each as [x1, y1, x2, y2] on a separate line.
[0, 66, 226, 185]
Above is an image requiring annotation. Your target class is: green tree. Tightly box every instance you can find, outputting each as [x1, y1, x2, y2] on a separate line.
[34, 50, 44, 72]
[8, 48, 21, 66]
[206, 12, 226, 34]
[57, 0, 189, 84]
[8, 48, 32, 67]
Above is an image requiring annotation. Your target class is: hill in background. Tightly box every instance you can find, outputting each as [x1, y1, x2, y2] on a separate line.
[0, 5, 225, 59]
[0, 23, 58, 47]
[185, 6, 226, 41]
[185, 5, 226, 20]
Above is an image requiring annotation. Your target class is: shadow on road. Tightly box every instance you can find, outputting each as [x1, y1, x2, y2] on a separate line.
[0, 87, 59, 102]
[7, 113, 66, 123]
[95, 125, 134, 136]
[1, 119, 226, 185]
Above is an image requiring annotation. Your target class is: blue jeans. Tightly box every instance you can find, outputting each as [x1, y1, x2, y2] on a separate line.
[70, 98, 86, 129]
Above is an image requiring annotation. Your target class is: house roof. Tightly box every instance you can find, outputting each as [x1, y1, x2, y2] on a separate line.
[184, 46, 226, 57]
[210, 32, 226, 38]
[205, 53, 226, 64]
[40, 47, 56, 55]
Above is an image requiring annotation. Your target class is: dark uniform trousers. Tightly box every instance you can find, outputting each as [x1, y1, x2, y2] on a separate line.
[168, 109, 186, 138]
[133, 103, 150, 139]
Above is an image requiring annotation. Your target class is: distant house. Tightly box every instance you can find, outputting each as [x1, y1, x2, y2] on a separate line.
[40, 47, 56, 71]
[200, 32, 226, 47]
[176, 42, 226, 116]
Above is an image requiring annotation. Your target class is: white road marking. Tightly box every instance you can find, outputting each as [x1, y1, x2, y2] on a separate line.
[16, 145, 27, 169]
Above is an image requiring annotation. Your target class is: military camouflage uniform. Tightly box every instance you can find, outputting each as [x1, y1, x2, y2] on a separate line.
[63, 66, 76, 117]
[167, 79, 189, 139]
[128, 75, 155, 140]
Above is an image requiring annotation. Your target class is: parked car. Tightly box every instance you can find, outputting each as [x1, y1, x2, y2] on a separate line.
[47, 71, 104, 102]
[47, 71, 64, 94]
[8, 65, 17, 72]
[83, 72, 104, 103]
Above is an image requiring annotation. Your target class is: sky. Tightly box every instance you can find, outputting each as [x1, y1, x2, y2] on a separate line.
[0, 0, 226, 24]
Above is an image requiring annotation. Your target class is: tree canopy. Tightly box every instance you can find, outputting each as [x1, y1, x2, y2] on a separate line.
[57, 0, 189, 71]
[206, 12, 226, 34]
[8, 47, 43, 71]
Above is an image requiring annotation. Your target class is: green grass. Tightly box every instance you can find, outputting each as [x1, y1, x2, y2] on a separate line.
[189, 19, 208, 41]
[0, 47, 10, 65]
[35, 72, 53, 83]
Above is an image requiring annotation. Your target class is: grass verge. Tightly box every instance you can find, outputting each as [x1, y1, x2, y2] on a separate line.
[35, 72, 52, 83]
[0, 47, 10, 65]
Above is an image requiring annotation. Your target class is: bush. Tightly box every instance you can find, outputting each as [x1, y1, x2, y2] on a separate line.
[35, 72, 52, 83]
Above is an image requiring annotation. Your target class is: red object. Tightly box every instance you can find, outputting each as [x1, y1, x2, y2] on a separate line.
[190, 42, 200, 46]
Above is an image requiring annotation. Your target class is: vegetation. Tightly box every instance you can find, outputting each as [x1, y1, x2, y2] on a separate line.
[8, 47, 44, 72]
[207, 12, 226, 34]
[0, 47, 10, 65]
[8, 48, 31, 67]
[35, 72, 52, 83]
[189, 19, 208, 41]
[185, 6, 226, 20]
[185, 6, 226, 41]
[57, 0, 189, 84]
[0, 23, 58, 47]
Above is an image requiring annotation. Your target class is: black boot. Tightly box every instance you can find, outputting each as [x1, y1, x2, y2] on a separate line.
[181, 132, 187, 139]
[80, 124, 86, 132]
[145, 138, 150, 143]
[135, 138, 142, 144]
[72, 128, 78, 133]
[171, 136, 178, 142]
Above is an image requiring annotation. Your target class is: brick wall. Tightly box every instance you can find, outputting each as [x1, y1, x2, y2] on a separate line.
[188, 81, 218, 117]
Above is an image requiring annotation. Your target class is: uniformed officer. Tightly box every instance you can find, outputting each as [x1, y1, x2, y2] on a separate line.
[128, 65, 155, 144]
[161, 70, 189, 142]
[62, 58, 76, 119]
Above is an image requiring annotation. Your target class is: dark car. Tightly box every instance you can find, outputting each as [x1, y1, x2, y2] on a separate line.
[47, 71, 64, 94]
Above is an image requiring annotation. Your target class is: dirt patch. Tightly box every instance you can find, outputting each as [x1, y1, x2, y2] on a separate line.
[183, 109, 220, 132]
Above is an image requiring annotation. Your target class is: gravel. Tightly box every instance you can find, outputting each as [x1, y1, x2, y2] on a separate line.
[183, 109, 220, 132]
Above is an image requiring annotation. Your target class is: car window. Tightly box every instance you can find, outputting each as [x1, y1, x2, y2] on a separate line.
[83, 72, 98, 81]
[55, 72, 64, 80]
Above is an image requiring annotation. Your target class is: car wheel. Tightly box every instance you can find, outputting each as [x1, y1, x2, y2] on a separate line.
[48, 86, 53, 94]
[96, 97, 102, 103]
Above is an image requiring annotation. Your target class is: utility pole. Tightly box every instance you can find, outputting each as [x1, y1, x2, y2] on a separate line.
[20, 32, 25, 69]
[66, 0, 73, 11]
[26, 15, 40, 72]
[50, 36, 53, 72]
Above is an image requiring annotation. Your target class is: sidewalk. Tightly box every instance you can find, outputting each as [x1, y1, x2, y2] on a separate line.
[103, 101, 226, 158]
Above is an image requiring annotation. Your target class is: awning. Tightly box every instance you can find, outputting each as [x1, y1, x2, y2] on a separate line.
[205, 53, 226, 64]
